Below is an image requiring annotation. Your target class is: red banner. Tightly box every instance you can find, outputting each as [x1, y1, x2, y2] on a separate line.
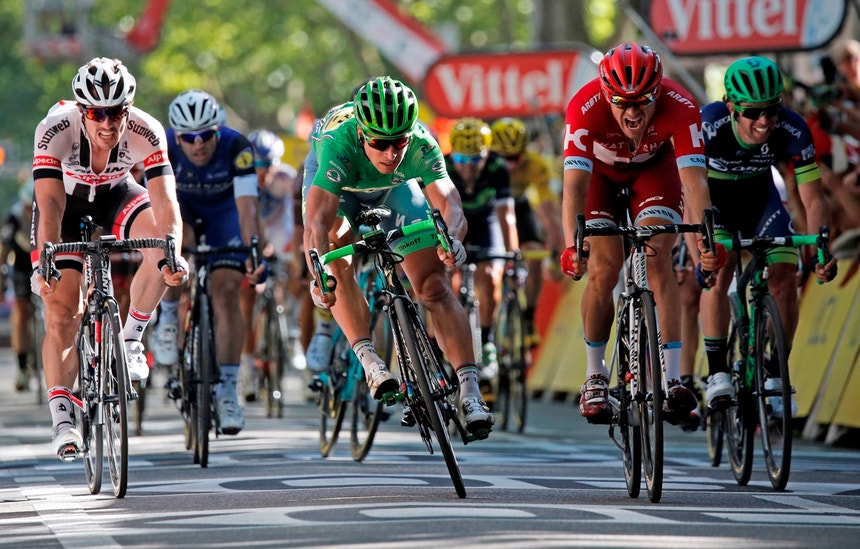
[422, 50, 598, 119]
[651, 0, 848, 55]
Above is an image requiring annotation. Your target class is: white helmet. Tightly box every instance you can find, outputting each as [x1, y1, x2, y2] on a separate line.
[72, 57, 136, 107]
[247, 130, 285, 165]
[168, 89, 222, 132]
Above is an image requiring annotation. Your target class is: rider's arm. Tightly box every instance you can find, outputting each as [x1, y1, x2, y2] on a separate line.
[561, 168, 590, 248]
[147, 173, 183, 244]
[495, 198, 519, 251]
[424, 177, 467, 241]
[32, 177, 65, 264]
[303, 184, 340, 268]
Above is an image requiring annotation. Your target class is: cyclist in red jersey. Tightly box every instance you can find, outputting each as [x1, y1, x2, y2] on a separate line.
[559, 42, 725, 424]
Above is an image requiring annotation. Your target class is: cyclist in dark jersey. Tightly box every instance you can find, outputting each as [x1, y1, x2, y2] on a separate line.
[156, 89, 268, 435]
[445, 117, 519, 380]
[699, 56, 837, 416]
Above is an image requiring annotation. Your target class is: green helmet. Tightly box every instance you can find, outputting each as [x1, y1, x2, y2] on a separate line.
[724, 56, 784, 104]
[353, 77, 418, 138]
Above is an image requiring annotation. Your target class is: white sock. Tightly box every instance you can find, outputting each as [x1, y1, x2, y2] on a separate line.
[123, 307, 152, 342]
[585, 338, 610, 378]
[663, 342, 682, 381]
[48, 386, 75, 433]
[217, 364, 240, 401]
[159, 299, 180, 325]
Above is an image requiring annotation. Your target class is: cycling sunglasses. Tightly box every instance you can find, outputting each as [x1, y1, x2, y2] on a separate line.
[608, 90, 657, 110]
[734, 102, 782, 120]
[451, 152, 485, 165]
[178, 128, 219, 144]
[364, 135, 410, 151]
[81, 105, 128, 123]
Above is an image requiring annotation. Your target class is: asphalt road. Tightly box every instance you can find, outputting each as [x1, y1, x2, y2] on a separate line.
[1, 326, 860, 548]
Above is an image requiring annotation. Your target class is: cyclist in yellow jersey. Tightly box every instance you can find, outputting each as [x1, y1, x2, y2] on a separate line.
[490, 118, 562, 345]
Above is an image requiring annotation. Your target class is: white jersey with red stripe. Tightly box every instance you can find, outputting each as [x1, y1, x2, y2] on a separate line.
[32, 100, 172, 202]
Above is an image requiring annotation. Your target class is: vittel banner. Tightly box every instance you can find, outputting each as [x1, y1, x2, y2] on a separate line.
[650, 0, 848, 55]
[422, 50, 598, 119]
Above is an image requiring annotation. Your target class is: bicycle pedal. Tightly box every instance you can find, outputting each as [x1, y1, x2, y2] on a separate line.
[400, 407, 416, 427]
[57, 444, 79, 462]
[307, 377, 324, 393]
[465, 428, 491, 442]
[378, 390, 399, 406]
[585, 410, 613, 425]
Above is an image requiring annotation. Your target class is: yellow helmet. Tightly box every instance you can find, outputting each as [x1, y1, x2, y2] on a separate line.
[490, 117, 528, 156]
[449, 117, 491, 155]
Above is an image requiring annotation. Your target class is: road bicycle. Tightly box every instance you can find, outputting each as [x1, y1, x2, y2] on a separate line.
[41, 216, 177, 498]
[174, 235, 258, 468]
[574, 207, 714, 503]
[253, 255, 288, 419]
[457, 247, 533, 433]
[310, 206, 482, 498]
[312, 254, 388, 462]
[708, 228, 832, 491]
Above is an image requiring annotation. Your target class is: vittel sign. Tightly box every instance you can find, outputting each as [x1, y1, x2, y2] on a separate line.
[651, 0, 848, 55]
[422, 50, 598, 119]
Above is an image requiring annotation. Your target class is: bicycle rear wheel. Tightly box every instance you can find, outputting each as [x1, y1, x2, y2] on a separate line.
[195, 295, 215, 468]
[637, 292, 663, 503]
[725, 303, 755, 486]
[77, 319, 102, 495]
[101, 300, 129, 498]
[612, 307, 641, 499]
[495, 290, 528, 433]
[756, 294, 792, 490]
[397, 299, 466, 499]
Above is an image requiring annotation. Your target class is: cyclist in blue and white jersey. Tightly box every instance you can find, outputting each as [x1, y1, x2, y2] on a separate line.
[698, 56, 837, 415]
[155, 89, 267, 435]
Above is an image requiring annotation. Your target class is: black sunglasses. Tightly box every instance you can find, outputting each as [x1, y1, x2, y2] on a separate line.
[178, 128, 219, 144]
[735, 102, 782, 120]
[82, 105, 128, 123]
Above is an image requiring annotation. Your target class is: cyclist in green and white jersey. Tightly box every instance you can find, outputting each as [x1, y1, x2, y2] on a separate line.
[302, 77, 494, 435]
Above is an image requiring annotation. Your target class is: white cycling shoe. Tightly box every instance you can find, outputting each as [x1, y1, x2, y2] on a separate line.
[125, 340, 150, 382]
[216, 398, 245, 435]
[706, 372, 735, 409]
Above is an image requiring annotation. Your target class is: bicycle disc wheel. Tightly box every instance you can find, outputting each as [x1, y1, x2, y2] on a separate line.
[196, 295, 215, 468]
[397, 299, 466, 499]
[77, 321, 102, 495]
[756, 294, 792, 490]
[637, 292, 663, 503]
[613, 309, 641, 499]
[101, 300, 129, 498]
[320, 335, 348, 457]
[350, 297, 387, 462]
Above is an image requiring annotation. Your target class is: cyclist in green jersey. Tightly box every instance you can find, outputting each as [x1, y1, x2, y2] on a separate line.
[302, 77, 494, 435]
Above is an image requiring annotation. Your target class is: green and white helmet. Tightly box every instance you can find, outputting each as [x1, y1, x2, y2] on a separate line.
[724, 56, 784, 104]
[353, 77, 418, 138]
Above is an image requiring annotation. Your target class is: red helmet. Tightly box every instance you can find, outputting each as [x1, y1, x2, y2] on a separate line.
[599, 42, 662, 99]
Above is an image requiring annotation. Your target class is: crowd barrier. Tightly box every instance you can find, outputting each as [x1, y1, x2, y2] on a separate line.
[529, 267, 860, 445]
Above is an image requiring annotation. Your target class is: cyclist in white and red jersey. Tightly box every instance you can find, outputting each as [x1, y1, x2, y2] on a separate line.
[31, 58, 188, 458]
[559, 42, 725, 425]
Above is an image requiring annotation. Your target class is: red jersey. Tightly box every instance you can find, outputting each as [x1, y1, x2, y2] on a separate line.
[562, 78, 706, 175]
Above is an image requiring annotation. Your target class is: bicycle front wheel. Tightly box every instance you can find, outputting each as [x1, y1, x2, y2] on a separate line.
[77, 318, 102, 495]
[263, 298, 285, 419]
[756, 294, 792, 490]
[319, 335, 348, 457]
[637, 292, 663, 503]
[495, 290, 528, 433]
[396, 299, 466, 499]
[101, 299, 129, 498]
[195, 295, 216, 468]
[350, 297, 387, 462]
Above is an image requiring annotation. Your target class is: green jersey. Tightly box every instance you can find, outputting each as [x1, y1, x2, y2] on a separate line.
[310, 116, 449, 194]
